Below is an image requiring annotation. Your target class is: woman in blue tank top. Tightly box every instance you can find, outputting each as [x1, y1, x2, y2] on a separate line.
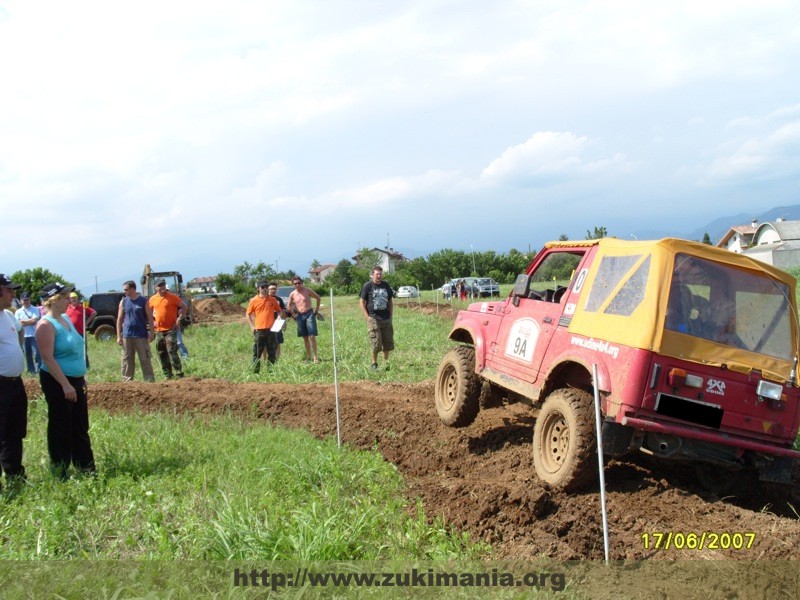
[35, 282, 96, 480]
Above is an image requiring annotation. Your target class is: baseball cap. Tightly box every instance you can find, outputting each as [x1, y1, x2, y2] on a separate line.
[20, 292, 30, 300]
[40, 282, 75, 299]
[257, 280, 268, 288]
[0, 274, 21, 289]
[69, 292, 79, 298]
[155, 279, 167, 287]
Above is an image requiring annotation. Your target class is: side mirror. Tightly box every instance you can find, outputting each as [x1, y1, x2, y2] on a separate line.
[512, 274, 530, 307]
[140, 275, 146, 286]
[178, 274, 183, 283]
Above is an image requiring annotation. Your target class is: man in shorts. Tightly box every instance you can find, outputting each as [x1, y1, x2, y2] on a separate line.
[359, 266, 394, 371]
[288, 277, 321, 364]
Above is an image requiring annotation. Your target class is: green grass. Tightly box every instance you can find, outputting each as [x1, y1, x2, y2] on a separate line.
[82, 292, 468, 384]
[4, 295, 490, 571]
[1, 400, 486, 561]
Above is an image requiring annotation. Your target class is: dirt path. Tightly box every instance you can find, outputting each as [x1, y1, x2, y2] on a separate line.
[30, 378, 800, 560]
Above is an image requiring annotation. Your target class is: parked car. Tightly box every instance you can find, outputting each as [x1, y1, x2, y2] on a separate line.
[397, 285, 420, 298]
[447, 278, 480, 297]
[276, 286, 294, 308]
[475, 277, 500, 297]
[87, 292, 124, 341]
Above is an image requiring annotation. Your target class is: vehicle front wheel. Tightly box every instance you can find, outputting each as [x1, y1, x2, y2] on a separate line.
[435, 346, 481, 427]
[533, 388, 597, 492]
[94, 324, 116, 341]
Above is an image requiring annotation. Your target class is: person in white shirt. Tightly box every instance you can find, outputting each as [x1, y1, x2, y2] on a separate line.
[15, 292, 41, 373]
[0, 273, 28, 484]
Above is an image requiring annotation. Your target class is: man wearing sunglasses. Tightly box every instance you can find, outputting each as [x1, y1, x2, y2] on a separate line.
[247, 281, 282, 372]
[288, 277, 321, 364]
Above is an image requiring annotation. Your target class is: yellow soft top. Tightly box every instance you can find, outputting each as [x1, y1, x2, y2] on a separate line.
[566, 237, 798, 380]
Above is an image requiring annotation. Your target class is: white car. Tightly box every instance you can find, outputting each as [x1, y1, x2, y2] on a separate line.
[396, 285, 420, 298]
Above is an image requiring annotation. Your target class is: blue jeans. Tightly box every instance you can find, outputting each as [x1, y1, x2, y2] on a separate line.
[296, 310, 318, 337]
[23, 337, 41, 373]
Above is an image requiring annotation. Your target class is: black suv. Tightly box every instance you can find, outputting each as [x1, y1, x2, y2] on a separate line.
[88, 292, 123, 341]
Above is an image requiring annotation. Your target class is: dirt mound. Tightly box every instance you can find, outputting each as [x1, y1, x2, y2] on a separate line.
[395, 300, 458, 317]
[24, 377, 800, 561]
[192, 298, 245, 323]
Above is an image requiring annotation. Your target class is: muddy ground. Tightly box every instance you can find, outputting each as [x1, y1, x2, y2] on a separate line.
[25, 376, 800, 561]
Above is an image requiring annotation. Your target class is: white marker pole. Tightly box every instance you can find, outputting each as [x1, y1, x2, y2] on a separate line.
[330, 288, 342, 449]
[592, 363, 610, 564]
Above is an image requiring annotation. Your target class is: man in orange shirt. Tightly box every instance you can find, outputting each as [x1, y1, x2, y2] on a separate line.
[246, 280, 281, 372]
[148, 279, 187, 379]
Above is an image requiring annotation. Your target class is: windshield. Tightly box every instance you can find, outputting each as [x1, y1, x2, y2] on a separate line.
[665, 253, 793, 360]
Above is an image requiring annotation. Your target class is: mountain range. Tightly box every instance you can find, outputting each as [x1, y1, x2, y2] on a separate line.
[634, 204, 800, 245]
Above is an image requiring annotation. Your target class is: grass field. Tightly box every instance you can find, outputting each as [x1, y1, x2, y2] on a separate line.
[82, 290, 482, 385]
[5, 291, 492, 565]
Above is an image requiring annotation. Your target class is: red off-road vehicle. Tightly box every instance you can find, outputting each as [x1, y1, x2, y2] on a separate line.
[435, 238, 800, 491]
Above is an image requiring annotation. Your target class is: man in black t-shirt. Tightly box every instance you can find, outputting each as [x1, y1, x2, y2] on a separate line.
[359, 266, 394, 371]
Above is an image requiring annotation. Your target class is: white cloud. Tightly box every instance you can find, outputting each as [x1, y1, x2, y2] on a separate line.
[478, 132, 630, 187]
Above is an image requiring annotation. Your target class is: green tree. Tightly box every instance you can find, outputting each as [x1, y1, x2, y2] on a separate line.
[11, 267, 78, 302]
[586, 226, 608, 240]
[217, 260, 279, 304]
[558, 233, 569, 241]
[702, 232, 712, 245]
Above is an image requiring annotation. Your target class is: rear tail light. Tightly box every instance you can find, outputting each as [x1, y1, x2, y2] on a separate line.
[667, 368, 703, 388]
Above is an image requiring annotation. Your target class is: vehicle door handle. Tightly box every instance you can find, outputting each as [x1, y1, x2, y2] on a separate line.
[543, 317, 553, 324]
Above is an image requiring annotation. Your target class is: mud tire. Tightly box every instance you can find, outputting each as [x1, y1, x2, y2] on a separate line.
[533, 388, 597, 492]
[94, 324, 116, 341]
[435, 346, 481, 428]
[479, 381, 504, 409]
[694, 464, 743, 495]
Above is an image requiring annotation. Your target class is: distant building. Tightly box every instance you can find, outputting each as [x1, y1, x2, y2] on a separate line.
[186, 276, 217, 294]
[309, 263, 337, 284]
[352, 247, 407, 274]
[716, 220, 759, 253]
[741, 218, 800, 269]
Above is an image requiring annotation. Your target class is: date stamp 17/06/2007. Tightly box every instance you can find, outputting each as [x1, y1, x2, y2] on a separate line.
[641, 531, 756, 551]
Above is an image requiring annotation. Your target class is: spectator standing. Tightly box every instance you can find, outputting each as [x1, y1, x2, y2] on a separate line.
[148, 279, 187, 379]
[35, 282, 96, 480]
[165, 286, 190, 358]
[15, 292, 41, 373]
[288, 277, 321, 364]
[359, 266, 395, 371]
[116, 280, 155, 382]
[0, 274, 28, 484]
[246, 281, 281, 371]
[267, 282, 289, 359]
[65, 292, 96, 368]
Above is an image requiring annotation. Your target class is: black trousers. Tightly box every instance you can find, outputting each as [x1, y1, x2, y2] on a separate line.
[39, 370, 96, 478]
[252, 329, 277, 372]
[0, 376, 27, 478]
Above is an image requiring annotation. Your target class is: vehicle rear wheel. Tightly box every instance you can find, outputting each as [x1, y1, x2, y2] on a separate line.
[694, 464, 743, 495]
[94, 324, 115, 341]
[435, 346, 480, 427]
[533, 388, 597, 491]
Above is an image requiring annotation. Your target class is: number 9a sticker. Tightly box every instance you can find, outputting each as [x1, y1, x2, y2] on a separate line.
[504, 318, 539, 363]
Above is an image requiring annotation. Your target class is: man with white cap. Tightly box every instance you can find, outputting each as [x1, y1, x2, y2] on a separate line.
[0, 273, 28, 484]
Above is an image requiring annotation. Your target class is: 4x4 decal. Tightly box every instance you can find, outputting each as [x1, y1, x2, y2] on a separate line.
[504, 318, 539, 363]
[706, 379, 726, 396]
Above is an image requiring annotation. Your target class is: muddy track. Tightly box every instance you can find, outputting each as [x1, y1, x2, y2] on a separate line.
[26, 378, 800, 560]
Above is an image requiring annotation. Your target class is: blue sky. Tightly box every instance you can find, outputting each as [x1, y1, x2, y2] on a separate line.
[2, 0, 799, 293]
